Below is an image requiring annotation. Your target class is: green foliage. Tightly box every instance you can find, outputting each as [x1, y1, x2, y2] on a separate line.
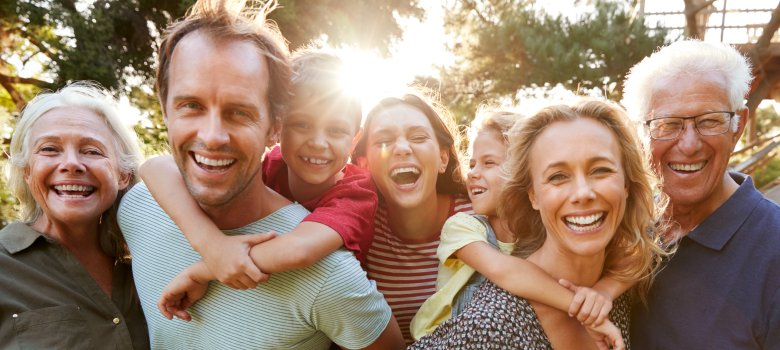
[2, 0, 189, 91]
[0, 0, 424, 226]
[754, 104, 780, 137]
[752, 156, 780, 190]
[0, 163, 19, 229]
[733, 105, 780, 189]
[438, 0, 668, 119]
[129, 86, 169, 156]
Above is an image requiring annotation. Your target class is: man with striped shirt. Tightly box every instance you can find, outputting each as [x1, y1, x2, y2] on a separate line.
[118, 1, 400, 348]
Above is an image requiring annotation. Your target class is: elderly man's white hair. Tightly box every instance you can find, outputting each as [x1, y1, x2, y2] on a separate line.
[622, 39, 752, 132]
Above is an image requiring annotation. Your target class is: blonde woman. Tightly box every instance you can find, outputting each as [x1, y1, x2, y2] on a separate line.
[410, 100, 667, 349]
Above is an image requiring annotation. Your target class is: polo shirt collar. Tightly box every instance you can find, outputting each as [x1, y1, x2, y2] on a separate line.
[686, 172, 760, 251]
[0, 222, 47, 254]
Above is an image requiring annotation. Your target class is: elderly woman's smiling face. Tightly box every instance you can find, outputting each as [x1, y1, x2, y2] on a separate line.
[24, 106, 131, 226]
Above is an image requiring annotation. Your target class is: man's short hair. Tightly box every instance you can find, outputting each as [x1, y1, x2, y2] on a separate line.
[155, 0, 292, 125]
[622, 39, 752, 122]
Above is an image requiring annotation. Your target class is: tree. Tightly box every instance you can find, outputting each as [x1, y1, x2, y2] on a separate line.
[0, 0, 424, 228]
[434, 0, 667, 119]
[0, 0, 422, 112]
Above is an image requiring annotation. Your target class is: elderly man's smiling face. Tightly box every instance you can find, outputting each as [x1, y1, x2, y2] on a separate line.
[647, 77, 746, 214]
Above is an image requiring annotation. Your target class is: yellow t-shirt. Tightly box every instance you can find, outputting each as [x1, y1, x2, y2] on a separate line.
[410, 212, 514, 340]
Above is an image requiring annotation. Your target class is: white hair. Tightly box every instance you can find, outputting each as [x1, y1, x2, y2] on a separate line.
[8, 81, 143, 222]
[622, 39, 752, 131]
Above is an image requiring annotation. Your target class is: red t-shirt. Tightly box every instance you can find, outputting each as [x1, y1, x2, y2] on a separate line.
[262, 146, 377, 263]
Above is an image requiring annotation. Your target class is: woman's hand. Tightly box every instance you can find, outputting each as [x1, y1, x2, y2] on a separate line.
[559, 278, 613, 327]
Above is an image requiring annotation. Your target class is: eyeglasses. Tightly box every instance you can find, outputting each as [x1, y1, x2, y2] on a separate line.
[644, 111, 735, 141]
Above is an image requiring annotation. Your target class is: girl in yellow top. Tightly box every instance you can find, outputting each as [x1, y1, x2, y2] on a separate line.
[410, 108, 638, 348]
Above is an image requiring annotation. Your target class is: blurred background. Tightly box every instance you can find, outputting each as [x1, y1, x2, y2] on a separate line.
[2, 0, 780, 227]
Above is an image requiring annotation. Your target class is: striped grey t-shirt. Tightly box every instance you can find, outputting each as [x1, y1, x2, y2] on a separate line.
[118, 183, 391, 349]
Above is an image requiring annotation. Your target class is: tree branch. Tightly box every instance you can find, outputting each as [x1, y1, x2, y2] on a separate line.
[683, 0, 716, 39]
[0, 78, 26, 111]
[756, 3, 780, 50]
[462, 0, 491, 26]
[0, 73, 55, 89]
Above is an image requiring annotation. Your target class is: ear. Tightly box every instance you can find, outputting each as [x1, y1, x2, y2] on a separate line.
[118, 169, 133, 191]
[732, 108, 748, 144]
[439, 149, 450, 174]
[528, 189, 538, 210]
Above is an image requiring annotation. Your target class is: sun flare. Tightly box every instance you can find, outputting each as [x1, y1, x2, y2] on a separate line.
[334, 48, 413, 121]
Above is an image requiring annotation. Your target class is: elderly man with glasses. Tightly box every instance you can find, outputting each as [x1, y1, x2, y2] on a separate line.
[623, 40, 780, 349]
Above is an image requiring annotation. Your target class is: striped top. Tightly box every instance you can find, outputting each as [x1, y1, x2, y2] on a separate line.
[365, 195, 472, 344]
[118, 183, 391, 350]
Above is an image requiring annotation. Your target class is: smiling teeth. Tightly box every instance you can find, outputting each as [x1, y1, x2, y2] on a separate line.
[391, 167, 420, 176]
[471, 187, 486, 195]
[669, 162, 705, 172]
[54, 185, 94, 192]
[302, 157, 329, 165]
[194, 154, 234, 167]
[565, 213, 604, 226]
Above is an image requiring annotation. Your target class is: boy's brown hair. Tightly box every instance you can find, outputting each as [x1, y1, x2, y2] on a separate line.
[289, 49, 362, 131]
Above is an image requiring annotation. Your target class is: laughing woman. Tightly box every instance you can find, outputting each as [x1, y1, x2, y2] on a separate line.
[0, 83, 148, 349]
[351, 92, 471, 344]
[409, 100, 667, 349]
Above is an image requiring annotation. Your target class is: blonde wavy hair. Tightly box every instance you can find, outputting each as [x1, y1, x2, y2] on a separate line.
[499, 99, 669, 301]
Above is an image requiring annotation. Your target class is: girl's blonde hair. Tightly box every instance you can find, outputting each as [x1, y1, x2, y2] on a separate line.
[467, 108, 523, 155]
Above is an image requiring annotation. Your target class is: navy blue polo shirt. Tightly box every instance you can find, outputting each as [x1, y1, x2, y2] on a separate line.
[631, 173, 780, 349]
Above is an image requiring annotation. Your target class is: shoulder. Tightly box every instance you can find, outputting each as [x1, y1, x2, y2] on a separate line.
[262, 145, 286, 173]
[242, 203, 310, 234]
[442, 213, 486, 240]
[119, 182, 156, 213]
[450, 195, 473, 215]
[117, 182, 169, 230]
[333, 165, 375, 192]
[0, 222, 44, 256]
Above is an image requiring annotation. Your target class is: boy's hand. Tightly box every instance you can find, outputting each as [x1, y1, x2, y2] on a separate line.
[202, 232, 276, 289]
[559, 278, 613, 327]
[585, 319, 625, 350]
[157, 270, 210, 321]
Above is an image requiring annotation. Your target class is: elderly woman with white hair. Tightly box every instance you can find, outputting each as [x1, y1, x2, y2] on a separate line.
[0, 82, 149, 349]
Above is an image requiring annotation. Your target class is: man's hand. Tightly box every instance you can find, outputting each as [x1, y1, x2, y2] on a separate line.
[201, 232, 276, 289]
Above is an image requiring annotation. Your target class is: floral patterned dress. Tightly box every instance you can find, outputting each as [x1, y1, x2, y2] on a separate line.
[408, 281, 631, 350]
